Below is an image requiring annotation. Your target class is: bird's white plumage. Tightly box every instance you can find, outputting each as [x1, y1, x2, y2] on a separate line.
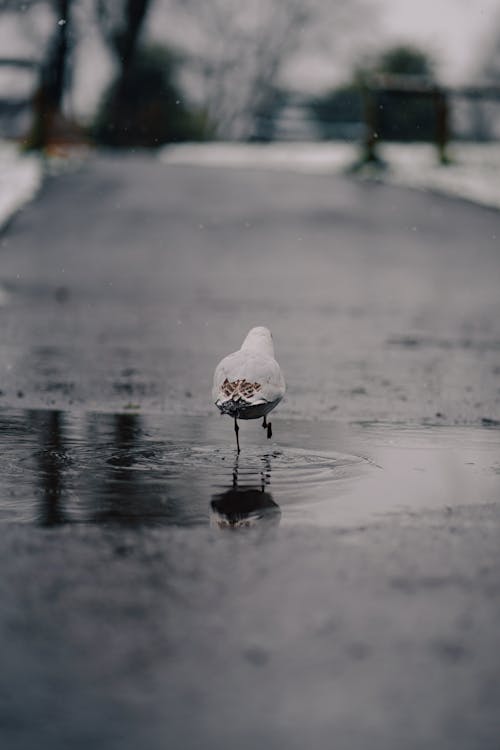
[213, 327, 285, 420]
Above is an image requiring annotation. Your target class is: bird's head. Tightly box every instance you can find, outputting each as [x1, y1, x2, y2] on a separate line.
[241, 326, 274, 356]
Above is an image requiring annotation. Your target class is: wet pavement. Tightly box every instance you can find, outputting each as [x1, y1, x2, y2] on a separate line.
[0, 155, 500, 749]
[0, 154, 499, 422]
[1, 408, 499, 530]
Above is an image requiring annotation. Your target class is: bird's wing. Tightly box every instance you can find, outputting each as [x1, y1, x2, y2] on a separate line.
[213, 351, 285, 406]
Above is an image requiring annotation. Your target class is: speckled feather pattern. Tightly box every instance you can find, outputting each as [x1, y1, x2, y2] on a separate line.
[213, 327, 285, 420]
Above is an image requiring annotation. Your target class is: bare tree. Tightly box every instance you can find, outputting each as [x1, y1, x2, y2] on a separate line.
[94, 0, 157, 144]
[481, 17, 500, 83]
[96, 0, 152, 94]
[0, 0, 75, 148]
[164, 0, 371, 139]
[472, 11, 500, 140]
[27, 0, 72, 149]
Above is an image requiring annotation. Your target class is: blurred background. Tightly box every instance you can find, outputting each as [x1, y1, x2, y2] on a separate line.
[1, 0, 500, 152]
[1, 8, 500, 748]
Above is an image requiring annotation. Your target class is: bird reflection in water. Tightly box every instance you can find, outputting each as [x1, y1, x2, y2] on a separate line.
[210, 454, 280, 529]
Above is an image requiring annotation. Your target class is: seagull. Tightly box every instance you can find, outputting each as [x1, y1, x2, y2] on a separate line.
[213, 326, 286, 453]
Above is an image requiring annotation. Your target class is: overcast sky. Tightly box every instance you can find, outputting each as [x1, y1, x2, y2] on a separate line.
[284, 0, 500, 91]
[374, 0, 500, 82]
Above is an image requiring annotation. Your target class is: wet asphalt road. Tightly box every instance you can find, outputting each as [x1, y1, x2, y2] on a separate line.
[0, 154, 500, 750]
[0, 153, 499, 421]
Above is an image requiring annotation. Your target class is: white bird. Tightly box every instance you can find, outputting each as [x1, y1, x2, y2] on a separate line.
[213, 327, 286, 453]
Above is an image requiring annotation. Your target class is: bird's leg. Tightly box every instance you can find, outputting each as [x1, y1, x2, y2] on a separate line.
[267, 421, 272, 439]
[234, 417, 241, 453]
[262, 415, 267, 429]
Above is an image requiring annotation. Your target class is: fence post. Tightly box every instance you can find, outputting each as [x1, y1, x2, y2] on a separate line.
[361, 83, 380, 164]
[434, 87, 450, 164]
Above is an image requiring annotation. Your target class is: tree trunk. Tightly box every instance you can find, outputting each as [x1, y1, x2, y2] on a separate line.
[104, 0, 151, 146]
[25, 0, 70, 151]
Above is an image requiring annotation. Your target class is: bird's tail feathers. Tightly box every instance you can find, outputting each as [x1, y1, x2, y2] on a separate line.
[216, 395, 266, 416]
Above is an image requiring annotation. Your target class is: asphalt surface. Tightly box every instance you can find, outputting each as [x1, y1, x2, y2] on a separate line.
[0, 154, 500, 750]
[0, 153, 499, 421]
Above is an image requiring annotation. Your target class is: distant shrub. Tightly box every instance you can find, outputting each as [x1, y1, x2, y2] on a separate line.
[311, 45, 439, 142]
[93, 45, 210, 147]
[376, 45, 435, 79]
[310, 85, 363, 140]
[373, 45, 437, 142]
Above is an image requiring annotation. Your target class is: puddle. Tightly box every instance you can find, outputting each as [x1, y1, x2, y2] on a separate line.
[0, 408, 499, 529]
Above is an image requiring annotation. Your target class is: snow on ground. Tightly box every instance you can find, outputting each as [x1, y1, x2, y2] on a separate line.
[0, 141, 43, 232]
[161, 141, 354, 175]
[0, 142, 43, 307]
[161, 141, 500, 211]
[382, 143, 500, 210]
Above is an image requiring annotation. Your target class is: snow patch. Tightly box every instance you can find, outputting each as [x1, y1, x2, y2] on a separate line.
[0, 141, 43, 232]
[161, 141, 500, 211]
[382, 143, 500, 210]
[160, 142, 354, 174]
